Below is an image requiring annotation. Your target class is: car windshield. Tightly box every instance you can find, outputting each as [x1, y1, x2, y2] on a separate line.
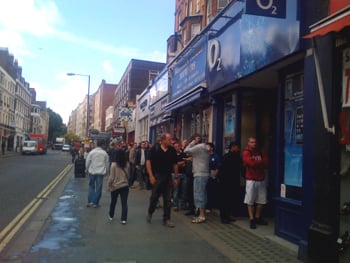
[24, 142, 36, 147]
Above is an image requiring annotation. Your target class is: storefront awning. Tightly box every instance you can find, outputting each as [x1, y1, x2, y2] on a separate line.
[304, 6, 350, 38]
[165, 86, 204, 112]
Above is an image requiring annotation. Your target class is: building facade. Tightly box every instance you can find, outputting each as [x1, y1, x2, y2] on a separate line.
[161, 0, 350, 262]
[91, 80, 117, 132]
[112, 59, 165, 142]
[0, 48, 46, 153]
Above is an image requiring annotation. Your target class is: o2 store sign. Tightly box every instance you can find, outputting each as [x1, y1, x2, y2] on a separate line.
[207, 39, 221, 72]
[246, 0, 286, 19]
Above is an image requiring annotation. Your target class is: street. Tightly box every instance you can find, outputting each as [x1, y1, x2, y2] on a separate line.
[0, 150, 72, 232]
[0, 152, 300, 263]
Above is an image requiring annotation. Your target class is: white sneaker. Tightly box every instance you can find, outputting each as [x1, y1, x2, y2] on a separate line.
[121, 220, 127, 224]
[108, 215, 113, 221]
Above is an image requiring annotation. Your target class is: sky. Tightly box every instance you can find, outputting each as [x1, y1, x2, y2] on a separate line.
[0, 0, 175, 124]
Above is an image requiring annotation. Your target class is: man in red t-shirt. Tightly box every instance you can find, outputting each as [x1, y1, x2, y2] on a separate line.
[242, 137, 268, 229]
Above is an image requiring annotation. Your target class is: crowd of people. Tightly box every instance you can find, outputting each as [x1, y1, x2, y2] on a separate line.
[82, 133, 269, 230]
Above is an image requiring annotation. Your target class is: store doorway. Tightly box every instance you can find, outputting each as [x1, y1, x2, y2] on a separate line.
[240, 90, 276, 217]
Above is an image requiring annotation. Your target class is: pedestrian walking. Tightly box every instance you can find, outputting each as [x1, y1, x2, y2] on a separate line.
[172, 142, 188, 211]
[135, 141, 148, 190]
[1, 140, 5, 155]
[107, 147, 129, 224]
[218, 141, 242, 224]
[184, 133, 210, 224]
[242, 136, 269, 229]
[146, 133, 179, 228]
[128, 143, 137, 187]
[85, 140, 110, 208]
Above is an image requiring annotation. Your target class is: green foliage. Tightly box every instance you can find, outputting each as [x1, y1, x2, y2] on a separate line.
[65, 132, 81, 144]
[48, 108, 67, 142]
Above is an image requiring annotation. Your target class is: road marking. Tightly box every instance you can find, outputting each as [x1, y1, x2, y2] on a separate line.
[0, 164, 73, 253]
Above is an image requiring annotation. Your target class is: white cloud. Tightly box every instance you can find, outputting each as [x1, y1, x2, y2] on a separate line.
[0, 0, 167, 124]
[103, 60, 115, 74]
[0, 0, 61, 36]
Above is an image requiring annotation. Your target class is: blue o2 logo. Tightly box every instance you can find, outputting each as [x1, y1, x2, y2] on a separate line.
[256, 0, 277, 15]
[246, 0, 286, 18]
[207, 39, 222, 72]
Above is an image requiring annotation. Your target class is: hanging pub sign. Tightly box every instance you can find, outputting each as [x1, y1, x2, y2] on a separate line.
[118, 107, 133, 122]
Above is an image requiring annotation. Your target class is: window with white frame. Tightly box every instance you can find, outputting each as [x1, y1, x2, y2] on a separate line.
[191, 23, 201, 39]
[196, 0, 200, 13]
[218, 0, 230, 11]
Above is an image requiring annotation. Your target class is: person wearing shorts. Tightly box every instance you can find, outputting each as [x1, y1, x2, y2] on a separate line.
[243, 137, 268, 229]
[184, 134, 210, 223]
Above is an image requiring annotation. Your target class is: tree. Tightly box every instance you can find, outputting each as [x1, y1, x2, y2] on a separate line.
[65, 132, 81, 144]
[47, 108, 67, 142]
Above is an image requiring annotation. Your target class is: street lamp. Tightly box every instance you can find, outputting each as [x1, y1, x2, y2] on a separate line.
[67, 72, 91, 138]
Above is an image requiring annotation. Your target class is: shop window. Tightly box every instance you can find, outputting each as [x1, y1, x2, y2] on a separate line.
[339, 48, 350, 256]
[223, 94, 236, 150]
[282, 73, 304, 200]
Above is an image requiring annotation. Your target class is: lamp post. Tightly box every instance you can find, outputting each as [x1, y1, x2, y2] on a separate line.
[67, 73, 90, 138]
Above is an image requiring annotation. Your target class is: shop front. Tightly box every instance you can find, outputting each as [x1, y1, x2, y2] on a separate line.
[135, 89, 150, 143]
[202, 1, 308, 247]
[303, 2, 350, 262]
[148, 70, 172, 144]
[166, 34, 211, 142]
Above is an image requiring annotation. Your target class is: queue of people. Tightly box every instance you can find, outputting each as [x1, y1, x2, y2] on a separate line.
[82, 134, 268, 230]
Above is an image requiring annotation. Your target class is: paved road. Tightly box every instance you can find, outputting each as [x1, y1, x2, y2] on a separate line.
[0, 150, 71, 231]
[1, 165, 301, 263]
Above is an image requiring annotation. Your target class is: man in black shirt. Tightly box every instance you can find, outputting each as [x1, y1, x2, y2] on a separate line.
[146, 133, 179, 227]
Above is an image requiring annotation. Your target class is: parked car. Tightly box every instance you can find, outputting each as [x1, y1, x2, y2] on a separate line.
[62, 144, 71, 152]
[22, 140, 38, 155]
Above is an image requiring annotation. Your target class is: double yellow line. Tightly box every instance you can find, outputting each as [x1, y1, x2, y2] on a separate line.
[0, 164, 73, 253]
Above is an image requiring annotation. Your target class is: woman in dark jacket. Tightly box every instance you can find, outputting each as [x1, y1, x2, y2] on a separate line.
[218, 141, 242, 224]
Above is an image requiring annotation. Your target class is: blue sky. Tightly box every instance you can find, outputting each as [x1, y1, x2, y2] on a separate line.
[0, 0, 175, 124]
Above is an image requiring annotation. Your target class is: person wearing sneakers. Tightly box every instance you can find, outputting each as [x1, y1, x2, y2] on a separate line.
[107, 147, 129, 224]
[85, 140, 110, 208]
[184, 133, 210, 224]
[146, 133, 179, 228]
[242, 137, 269, 229]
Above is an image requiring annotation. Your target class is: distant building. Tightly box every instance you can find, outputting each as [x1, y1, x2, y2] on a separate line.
[91, 80, 117, 132]
[0, 48, 35, 152]
[112, 59, 166, 142]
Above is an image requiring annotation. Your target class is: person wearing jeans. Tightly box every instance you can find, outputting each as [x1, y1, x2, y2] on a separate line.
[107, 148, 129, 224]
[146, 133, 179, 228]
[85, 140, 109, 208]
[184, 134, 210, 224]
[172, 142, 187, 210]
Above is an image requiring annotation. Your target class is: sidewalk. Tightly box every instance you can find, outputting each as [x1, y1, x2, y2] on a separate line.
[1, 168, 301, 263]
[0, 151, 20, 159]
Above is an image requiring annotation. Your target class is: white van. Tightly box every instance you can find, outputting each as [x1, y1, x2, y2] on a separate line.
[22, 140, 38, 155]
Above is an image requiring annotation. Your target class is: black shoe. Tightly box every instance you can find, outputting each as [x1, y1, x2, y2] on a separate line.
[250, 219, 256, 229]
[229, 216, 236, 222]
[146, 213, 152, 223]
[255, 217, 268, 225]
[221, 219, 231, 224]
